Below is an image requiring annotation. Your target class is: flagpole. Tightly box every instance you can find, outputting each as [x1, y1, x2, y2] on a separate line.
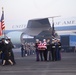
[51, 17, 55, 38]
[51, 16, 61, 39]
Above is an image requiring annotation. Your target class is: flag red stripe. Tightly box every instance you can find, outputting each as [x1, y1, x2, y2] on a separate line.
[0, 22, 3, 36]
[1, 20, 5, 30]
[0, 9, 5, 36]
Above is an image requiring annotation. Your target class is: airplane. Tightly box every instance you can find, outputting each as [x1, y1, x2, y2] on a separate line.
[1, 17, 76, 47]
[1, 18, 52, 47]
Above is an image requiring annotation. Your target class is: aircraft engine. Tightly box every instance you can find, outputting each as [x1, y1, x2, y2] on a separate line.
[6, 31, 34, 46]
[6, 31, 23, 45]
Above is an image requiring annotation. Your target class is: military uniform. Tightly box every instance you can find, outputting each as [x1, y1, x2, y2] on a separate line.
[57, 41, 61, 60]
[35, 42, 40, 61]
[47, 40, 51, 61]
[21, 44, 25, 57]
[51, 42, 56, 61]
[38, 41, 47, 61]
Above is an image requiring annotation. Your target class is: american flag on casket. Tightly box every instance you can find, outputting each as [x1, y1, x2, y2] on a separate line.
[38, 42, 47, 50]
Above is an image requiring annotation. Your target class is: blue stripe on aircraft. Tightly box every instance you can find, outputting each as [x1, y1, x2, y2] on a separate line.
[55, 25, 76, 31]
[4, 30, 18, 34]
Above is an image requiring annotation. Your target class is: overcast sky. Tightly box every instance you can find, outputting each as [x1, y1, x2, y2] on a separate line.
[0, 0, 76, 28]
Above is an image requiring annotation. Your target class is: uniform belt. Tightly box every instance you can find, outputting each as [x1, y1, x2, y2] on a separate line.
[52, 46, 55, 48]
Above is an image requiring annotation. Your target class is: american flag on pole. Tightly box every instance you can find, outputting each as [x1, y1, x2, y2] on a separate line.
[52, 22, 55, 37]
[0, 7, 5, 36]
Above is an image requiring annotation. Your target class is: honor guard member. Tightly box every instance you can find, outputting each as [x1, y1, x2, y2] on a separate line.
[38, 40, 47, 61]
[43, 39, 47, 61]
[57, 39, 62, 60]
[38, 41, 43, 61]
[46, 39, 51, 61]
[51, 39, 56, 61]
[35, 39, 40, 61]
[21, 43, 25, 57]
[6, 38, 16, 64]
[54, 38, 61, 61]
[54, 38, 59, 61]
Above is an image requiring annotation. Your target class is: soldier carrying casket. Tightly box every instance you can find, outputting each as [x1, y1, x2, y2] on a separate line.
[38, 39, 47, 61]
[51, 39, 56, 61]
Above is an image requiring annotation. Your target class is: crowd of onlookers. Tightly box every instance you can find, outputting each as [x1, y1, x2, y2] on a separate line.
[21, 42, 35, 57]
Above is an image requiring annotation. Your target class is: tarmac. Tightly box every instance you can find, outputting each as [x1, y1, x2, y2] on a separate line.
[0, 48, 76, 75]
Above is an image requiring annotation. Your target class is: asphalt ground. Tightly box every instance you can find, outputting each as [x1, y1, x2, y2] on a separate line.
[0, 48, 76, 75]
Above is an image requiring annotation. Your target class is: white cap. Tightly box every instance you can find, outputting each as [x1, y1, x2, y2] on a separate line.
[52, 39, 54, 41]
[43, 39, 46, 41]
[36, 39, 39, 41]
[5, 40, 9, 44]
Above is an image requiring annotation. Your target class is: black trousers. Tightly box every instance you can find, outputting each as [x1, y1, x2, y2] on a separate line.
[51, 50, 56, 61]
[39, 50, 47, 61]
[44, 50, 47, 61]
[39, 50, 44, 61]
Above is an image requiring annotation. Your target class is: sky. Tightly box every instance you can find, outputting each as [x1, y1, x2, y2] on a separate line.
[0, 0, 76, 29]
